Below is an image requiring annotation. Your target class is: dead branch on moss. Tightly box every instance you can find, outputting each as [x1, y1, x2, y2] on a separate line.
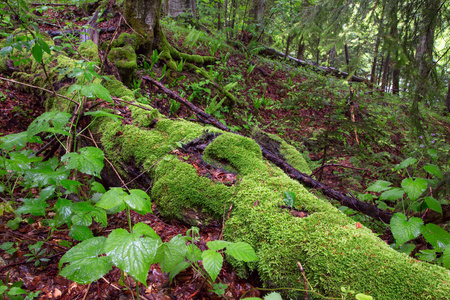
[143, 77, 394, 224]
[0, 76, 79, 106]
[260, 47, 368, 84]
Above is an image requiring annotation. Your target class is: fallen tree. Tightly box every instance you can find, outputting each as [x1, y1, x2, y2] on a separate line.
[2, 35, 450, 300]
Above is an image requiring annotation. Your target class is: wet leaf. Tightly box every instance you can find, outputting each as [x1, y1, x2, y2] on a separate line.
[157, 235, 187, 273]
[421, 223, 450, 250]
[95, 188, 127, 213]
[27, 111, 71, 137]
[16, 198, 47, 216]
[202, 249, 222, 282]
[70, 225, 94, 241]
[283, 191, 296, 207]
[124, 189, 152, 215]
[61, 147, 104, 177]
[366, 180, 392, 193]
[390, 213, 423, 245]
[401, 178, 427, 201]
[207, 240, 231, 251]
[59, 237, 112, 284]
[105, 226, 161, 285]
[226, 242, 258, 262]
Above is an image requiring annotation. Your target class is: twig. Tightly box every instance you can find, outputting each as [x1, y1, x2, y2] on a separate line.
[0, 76, 79, 106]
[82, 283, 91, 300]
[311, 163, 370, 177]
[219, 204, 233, 240]
[87, 129, 130, 192]
[297, 262, 308, 300]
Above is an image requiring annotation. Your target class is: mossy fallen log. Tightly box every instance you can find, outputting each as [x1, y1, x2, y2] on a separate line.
[92, 84, 450, 298]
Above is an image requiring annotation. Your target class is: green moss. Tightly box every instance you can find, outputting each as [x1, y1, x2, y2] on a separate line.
[108, 45, 137, 87]
[78, 40, 100, 62]
[102, 76, 135, 102]
[152, 157, 233, 221]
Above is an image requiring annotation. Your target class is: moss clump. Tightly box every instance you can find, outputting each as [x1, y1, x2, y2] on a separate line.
[102, 76, 135, 102]
[108, 45, 137, 87]
[78, 40, 100, 62]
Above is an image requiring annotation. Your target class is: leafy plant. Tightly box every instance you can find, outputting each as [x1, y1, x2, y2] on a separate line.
[365, 157, 450, 267]
[0, 277, 41, 300]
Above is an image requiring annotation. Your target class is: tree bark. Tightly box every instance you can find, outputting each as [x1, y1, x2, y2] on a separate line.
[296, 34, 305, 60]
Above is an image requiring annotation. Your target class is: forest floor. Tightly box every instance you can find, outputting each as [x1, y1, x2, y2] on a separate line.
[1, 2, 449, 300]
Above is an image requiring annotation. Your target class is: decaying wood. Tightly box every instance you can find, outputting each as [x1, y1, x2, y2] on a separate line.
[46, 27, 116, 38]
[144, 77, 394, 224]
[260, 47, 368, 84]
[81, 10, 99, 44]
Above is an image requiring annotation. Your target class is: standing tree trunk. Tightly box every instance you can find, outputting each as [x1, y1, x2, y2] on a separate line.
[371, 36, 380, 85]
[284, 34, 291, 60]
[296, 34, 305, 60]
[412, 0, 440, 114]
[217, 0, 222, 30]
[381, 53, 390, 92]
[446, 80, 450, 113]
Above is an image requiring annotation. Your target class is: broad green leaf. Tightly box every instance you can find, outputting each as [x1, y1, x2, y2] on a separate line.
[4, 151, 41, 173]
[67, 84, 81, 95]
[425, 196, 442, 214]
[27, 111, 71, 137]
[59, 237, 112, 284]
[24, 166, 69, 188]
[15, 198, 48, 216]
[397, 243, 415, 255]
[416, 249, 437, 262]
[0, 132, 29, 151]
[443, 245, 450, 269]
[8, 287, 27, 296]
[61, 147, 104, 177]
[124, 189, 152, 215]
[283, 191, 296, 207]
[421, 223, 450, 250]
[0, 286, 7, 295]
[186, 244, 202, 262]
[84, 110, 122, 122]
[95, 188, 127, 212]
[0, 45, 13, 57]
[423, 164, 443, 179]
[401, 178, 427, 201]
[72, 202, 107, 227]
[427, 149, 438, 161]
[133, 223, 161, 241]
[366, 180, 392, 193]
[264, 292, 283, 300]
[91, 182, 106, 193]
[390, 213, 423, 245]
[226, 242, 258, 262]
[54, 198, 73, 227]
[207, 240, 231, 251]
[104, 228, 161, 285]
[38, 185, 56, 201]
[81, 85, 94, 98]
[69, 225, 94, 241]
[168, 261, 191, 282]
[201, 249, 223, 282]
[31, 43, 42, 63]
[72, 212, 93, 227]
[37, 38, 50, 54]
[379, 188, 405, 201]
[60, 179, 82, 194]
[90, 83, 112, 102]
[394, 157, 417, 171]
[157, 235, 187, 273]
